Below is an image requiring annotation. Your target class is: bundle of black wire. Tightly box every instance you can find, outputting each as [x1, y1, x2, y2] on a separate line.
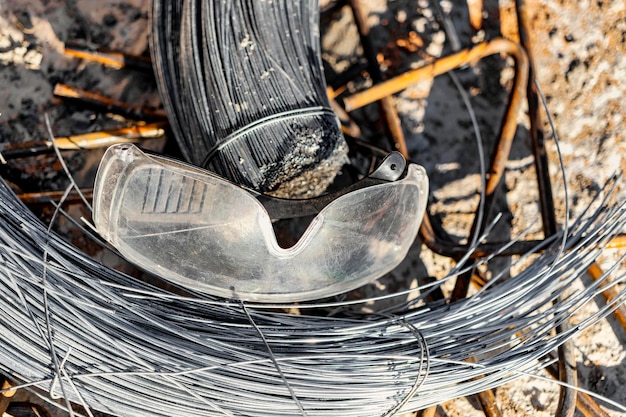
[151, 0, 348, 197]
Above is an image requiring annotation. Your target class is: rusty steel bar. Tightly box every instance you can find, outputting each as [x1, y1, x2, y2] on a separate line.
[587, 262, 626, 332]
[348, 0, 410, 157]
[0, 379, 16, 415]
[54, 84, 167, 121]
[342, 38, 528, 118]
[343, 38, 529, 252]
[556, 341, 577, 417]
[420, 229, 626, 258]
[420, 226, 546, 257]
[574, 391, 612, 417]
[451, 271, 502, 416]
[467, 0, 484, 31]
[606, 235, 626, 249]
[515, 0, 559, 248]
[52, 122, 167, 150]
[0, 122, 166, 161]
[63, 45, 152, 71]
[19, 189, 94, 206]
[380, 95, 410, 157]
[340, 37, 530, 266]
[515, 1, 577, 415]
[545, 363, 612, 417]
[416, 405, 437, 417]
[328, 89, 363, 138]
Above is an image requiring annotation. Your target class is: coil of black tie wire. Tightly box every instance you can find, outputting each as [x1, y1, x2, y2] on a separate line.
[150, 0, 348, 197]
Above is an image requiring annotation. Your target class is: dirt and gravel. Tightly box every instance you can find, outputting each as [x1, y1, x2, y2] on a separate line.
[0, 0, 624, 416]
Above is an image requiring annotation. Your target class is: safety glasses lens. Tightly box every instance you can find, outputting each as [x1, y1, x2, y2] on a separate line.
[93, 145, 428, 302]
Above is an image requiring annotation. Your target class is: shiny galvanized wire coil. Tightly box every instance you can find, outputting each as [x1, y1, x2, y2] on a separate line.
[0, 174, 624, 416]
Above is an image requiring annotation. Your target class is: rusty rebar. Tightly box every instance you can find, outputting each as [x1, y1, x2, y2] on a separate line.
[587, 262, 626, 333]
[515, 0, 558, 239]
[606, 235, 626, 249]
[0, 122, 167, 161]
[54, 84, 167, 121]
[0, 379, 16, 415]
[545, 363, 612, 417]
[19, 189, 94, 206]
[515, 1, 578, 415]
[342, 38, 528, 117]
[348, 0, 410, 157]
[63, 44, 152, 71]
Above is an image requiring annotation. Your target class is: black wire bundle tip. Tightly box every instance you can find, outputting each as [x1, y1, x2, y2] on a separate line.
[151, 0, 348, 197]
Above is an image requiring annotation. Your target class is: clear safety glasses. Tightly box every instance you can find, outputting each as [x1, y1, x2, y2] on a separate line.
[93, 144, 428, 302]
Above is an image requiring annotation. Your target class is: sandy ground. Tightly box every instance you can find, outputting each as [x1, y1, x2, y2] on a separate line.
[0, 0, 624, 416]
